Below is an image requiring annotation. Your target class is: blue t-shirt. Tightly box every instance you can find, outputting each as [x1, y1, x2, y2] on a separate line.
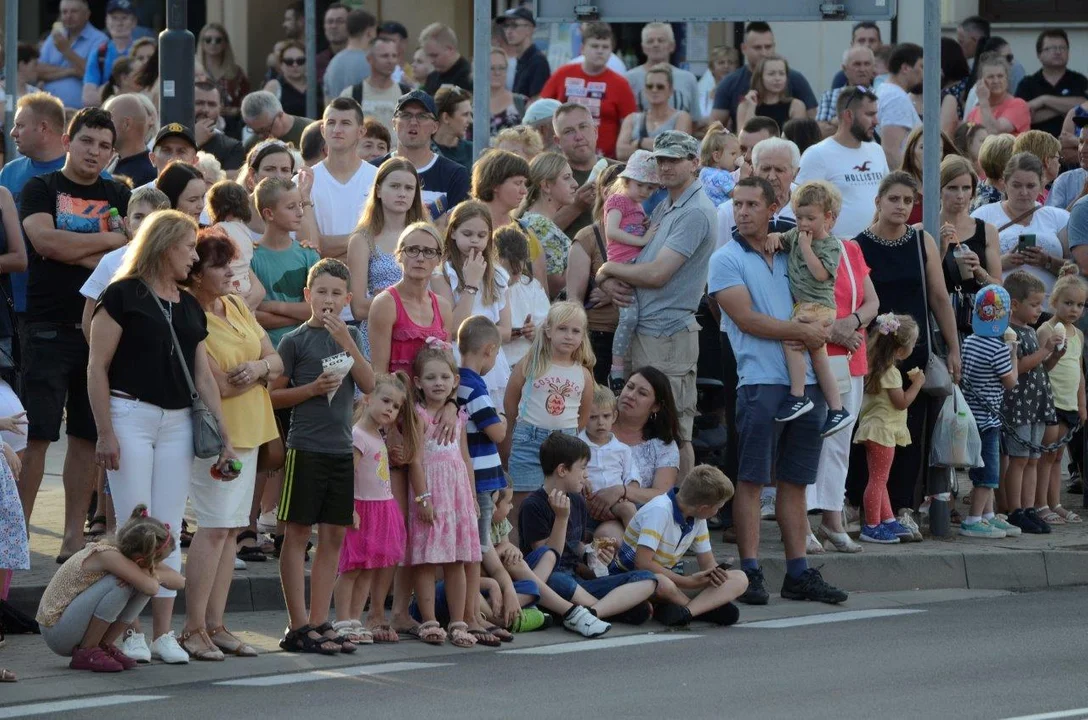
[39, 24, 109, 108]
[707, 236, 814, 387]
[961, 335, 1014, 430]
[457, 367, 506, 493]
[1068, 195, 1088, 256]
[82, 39, 129, 88]
[0, 155, 65, 313]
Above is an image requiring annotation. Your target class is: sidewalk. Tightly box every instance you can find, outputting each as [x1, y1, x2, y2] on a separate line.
[8, 436, 1088, 616]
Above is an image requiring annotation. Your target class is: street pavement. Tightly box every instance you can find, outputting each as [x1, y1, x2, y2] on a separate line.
[3, 587, 1088, 719]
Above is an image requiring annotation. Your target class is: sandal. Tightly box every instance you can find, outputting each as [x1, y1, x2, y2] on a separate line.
[235, 531, 268, 562]
[485, 625, 513, 643]
[207, 625, 258, 657]
[416, 620, 446, 645]
[467, 628, 500, 647]
[178, 628, 225, 661]
[1054, 505, 1082, 523]
[1037, 507, 1064, 524]
[0, 668, 14, 682]
[314, 621, 357, 654]
[332, 620, 372, 646]
[367, 625, 399, 643]
[448, 621, 477, 649]
[279, 625, 340, 655]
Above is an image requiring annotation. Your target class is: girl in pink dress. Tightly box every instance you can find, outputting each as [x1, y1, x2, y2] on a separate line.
[332, 372, 418, 645]
[407, 342, 481, 648]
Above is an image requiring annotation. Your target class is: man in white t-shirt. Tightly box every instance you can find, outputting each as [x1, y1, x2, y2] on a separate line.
[876, 42, 923, 169]
[717, 137, 799, 247]
[299, 97, 376, 260]
[796, 87, 888, 239]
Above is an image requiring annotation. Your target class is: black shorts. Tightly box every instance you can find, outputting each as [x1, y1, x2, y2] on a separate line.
[277, 448, 354, 526]
[20, 323, 97, 442]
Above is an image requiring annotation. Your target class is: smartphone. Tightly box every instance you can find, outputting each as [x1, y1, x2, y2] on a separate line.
[716, 561, 733, 571]
[1017, 234, 1037, 253]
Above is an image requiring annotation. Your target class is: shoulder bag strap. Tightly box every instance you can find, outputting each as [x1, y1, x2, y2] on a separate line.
[591, 223, 608, 261]
[997, 203, 1040, 233]
[838, 239, 857, 311]
[913, 228, 937, 348]
[141, 281, 199, 400]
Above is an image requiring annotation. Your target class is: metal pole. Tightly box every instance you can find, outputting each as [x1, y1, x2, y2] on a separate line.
[305, 0, 317, 120]
[159, 0, 195, 129]
[471, 0, 491, 162]
[4, 1, 19, 161]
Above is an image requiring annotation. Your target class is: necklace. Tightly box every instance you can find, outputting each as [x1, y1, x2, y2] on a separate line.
[862, 226, 913, 247]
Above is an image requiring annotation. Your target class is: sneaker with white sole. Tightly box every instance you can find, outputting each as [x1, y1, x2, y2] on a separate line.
[990, 515, 1021, 537]
[820, 409, 852, 437]
[959, 520, 1006, 539]
[562, 606, 610, 638]
[151, 631, 190, 664]
[256, 510, 278, 534]
[775, 394, 814, 422]
[118, 628, 151, 663]
[760, 494, 776, 520]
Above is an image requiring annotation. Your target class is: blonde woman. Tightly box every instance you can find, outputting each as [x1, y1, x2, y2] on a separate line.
[197, 24, 251, 127]
[515, 151, 579, 297]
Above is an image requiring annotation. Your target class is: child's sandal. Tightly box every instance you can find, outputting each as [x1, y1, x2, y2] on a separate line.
[314, 621, 357, 654]
[1054, 505, 1082, 523]
[416, 621, 446, 645]
[448, 621, 477, 649]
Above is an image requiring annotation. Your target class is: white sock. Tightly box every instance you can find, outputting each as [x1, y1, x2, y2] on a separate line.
[965, 515, 982, 525]
[982, 512, 995, 521]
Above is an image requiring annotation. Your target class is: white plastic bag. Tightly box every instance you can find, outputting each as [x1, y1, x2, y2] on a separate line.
[930, 386, 983, 469]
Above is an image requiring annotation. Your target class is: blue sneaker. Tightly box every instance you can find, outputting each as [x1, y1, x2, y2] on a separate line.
[775, 394, 814, 422]
[859, 524, 900, 544]
[882, 519, 914, 541]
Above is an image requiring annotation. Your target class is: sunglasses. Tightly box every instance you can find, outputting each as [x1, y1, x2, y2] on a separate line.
[282, 57, 305, 67]
[400, 245, 440, 259]
[645, 83, 669, 91]
[203, 36, 224, 45]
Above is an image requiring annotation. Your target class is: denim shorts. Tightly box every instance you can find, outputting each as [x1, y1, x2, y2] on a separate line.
[1004, 423, 1045, 459]
[525, 546, 655, 601]
[969, 426, 1001, 489]
[508, 422, 577, 492]
[735, 384, 827, 486]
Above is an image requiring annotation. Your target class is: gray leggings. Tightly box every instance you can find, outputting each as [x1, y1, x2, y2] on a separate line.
[40, 576, 151, 657]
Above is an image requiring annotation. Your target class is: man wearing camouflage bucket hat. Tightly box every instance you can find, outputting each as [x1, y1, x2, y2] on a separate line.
[595, 130, 716, 478]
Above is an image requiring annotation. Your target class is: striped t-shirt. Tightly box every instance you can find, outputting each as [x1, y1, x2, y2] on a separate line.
[613, 490, 711, 572]
[457, 368, 506, 493]
[962, 335, 1015, 430]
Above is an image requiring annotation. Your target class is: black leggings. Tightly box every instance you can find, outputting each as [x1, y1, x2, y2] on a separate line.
[589, 330, 615, 387]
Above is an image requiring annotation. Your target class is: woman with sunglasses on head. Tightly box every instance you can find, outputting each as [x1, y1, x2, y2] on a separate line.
[197, 24, 251, 138]
[263, 40, 315, 120]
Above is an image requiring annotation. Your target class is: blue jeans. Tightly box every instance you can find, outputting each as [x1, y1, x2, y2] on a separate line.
[508, 422, 576, 492]
[969, 426, 1000, 489]
[524, 546, 655, 601]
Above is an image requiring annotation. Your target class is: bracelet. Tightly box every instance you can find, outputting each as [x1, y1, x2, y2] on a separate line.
[853, 312, 862, 330]
[414, 492, 432, 503]
[262, 359, 272, 378]
[621, 485, 628, 501]
[463, 284, 479, 295]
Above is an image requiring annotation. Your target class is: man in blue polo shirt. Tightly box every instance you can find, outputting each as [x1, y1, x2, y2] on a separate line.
[37, 0, 108, 109]
[81, 0, 141, 108]
[708, 176, 848, 607]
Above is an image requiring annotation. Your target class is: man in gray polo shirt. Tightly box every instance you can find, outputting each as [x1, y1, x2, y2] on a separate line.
[597, 130, 716, 477]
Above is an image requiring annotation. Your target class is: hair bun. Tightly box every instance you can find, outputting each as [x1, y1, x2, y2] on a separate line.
[130, 504, 149, 519]
[1059, 262, 1080, 278]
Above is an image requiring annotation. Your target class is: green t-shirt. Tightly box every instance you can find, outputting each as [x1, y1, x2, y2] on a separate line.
[780, 227, 840, 310]
[250, 240, 321, 347]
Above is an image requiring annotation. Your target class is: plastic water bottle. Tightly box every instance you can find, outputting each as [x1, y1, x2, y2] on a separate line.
[210, 458, 243, 480]
[107, 207, 127, 238]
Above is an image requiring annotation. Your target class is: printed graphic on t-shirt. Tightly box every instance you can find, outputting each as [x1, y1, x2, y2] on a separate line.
[564, 78, 605, 125]
[376, 446, 390, 487]
[57, 193, 108, 233]
[842, 161, 884, 185]
[533, 375, 578, 416]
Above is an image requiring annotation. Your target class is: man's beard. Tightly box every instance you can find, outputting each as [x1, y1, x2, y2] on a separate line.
[849, 120, 873, 143]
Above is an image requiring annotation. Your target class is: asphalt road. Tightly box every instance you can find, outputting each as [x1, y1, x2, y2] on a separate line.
[4, 588, 1088, 720]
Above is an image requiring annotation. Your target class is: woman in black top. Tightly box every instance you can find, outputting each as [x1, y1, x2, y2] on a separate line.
[88, 209, 237, 662]
[848, 172, 960, 534]
[263, 41, 316, 119]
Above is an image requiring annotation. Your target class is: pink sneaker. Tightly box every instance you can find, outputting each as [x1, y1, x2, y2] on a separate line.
[69, 646, 123, 673]
[100, 644, 138, 670]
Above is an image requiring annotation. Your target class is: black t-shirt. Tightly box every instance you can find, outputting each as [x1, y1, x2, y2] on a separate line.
[200, 133, 245, 171]
[517, 487, 588, 573]
[19, 171, 130, 324]
[370, 151, 469, 218]
[1016, 69, 1088, 138]
[113, 152, 156, 187]
[424, 56, 473, 95]
[98, 278, 208, 409]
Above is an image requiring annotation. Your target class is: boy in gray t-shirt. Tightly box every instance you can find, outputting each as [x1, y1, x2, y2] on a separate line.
[270, 258, 375, 653]
[767, 180, 851, 438]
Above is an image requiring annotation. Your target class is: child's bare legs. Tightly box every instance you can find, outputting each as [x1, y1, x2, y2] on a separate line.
[464, 562, 491, 634]
[279, 522, 312, 629]
[582, 579, 656, 619]
[1036, 425, 1064, 511]
[363, 566, 397, 631]
[785, 342, 809, 399]
[414, 565, 438, 622]
[1021, 456, 1040, 510]
[969, 487, 993, 520]
[442, 562, 468, 629]
[310, 524, 346, 631]
[333, 569, 364, 622]
[810, 345, 843, 411]
[388, 467, 417, 630]
[1045, 428, 1068, 510]
[1004, 456, 1026, 513]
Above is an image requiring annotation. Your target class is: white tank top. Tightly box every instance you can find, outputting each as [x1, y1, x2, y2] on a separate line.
[519, 361, 585, 429]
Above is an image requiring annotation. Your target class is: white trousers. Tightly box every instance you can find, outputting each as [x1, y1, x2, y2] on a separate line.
[106, 396, 193, 598]
[807, 376, 865, 513]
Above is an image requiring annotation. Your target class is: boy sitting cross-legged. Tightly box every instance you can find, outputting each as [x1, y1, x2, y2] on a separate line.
[611, 465, 749, 627]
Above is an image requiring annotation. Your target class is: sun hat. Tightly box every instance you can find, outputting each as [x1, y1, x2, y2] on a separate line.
[619, 149, 660, 185]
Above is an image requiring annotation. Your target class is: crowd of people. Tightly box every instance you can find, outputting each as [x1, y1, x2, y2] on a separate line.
[0, 0, 1085, 681]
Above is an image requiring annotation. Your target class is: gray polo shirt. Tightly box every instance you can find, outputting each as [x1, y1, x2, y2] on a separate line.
[632, 178, 717, 337]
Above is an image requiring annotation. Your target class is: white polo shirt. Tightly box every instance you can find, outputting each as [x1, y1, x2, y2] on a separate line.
[613, 491, 712, 571]
[579, 431, 639, 493]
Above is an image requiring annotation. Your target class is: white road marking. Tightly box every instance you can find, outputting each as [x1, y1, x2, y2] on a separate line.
[214, 661, 451, 687]
[742, 608, 926, 629]
[499, 633, 702, 656]
[1000, 710, 1088, 720]
[0, 694, 168, 718]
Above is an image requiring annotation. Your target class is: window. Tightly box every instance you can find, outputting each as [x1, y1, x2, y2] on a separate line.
[979, 0, 1085, 23]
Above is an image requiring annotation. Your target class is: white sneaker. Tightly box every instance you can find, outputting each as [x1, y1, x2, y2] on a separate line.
[234, 556, 247, 570]
[151, 631, 190, 664]
[760, 494, 776, 520]
[118, 628, 151, 663]
[563, 606, 611, 638]
[256, 510, 278, 534]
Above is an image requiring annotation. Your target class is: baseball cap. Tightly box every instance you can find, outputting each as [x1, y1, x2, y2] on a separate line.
[972, 284, 1011, 338]
[522, 98, 560, 126]
[1072, 114, 1088, 129]
[378, 21, 408, 39]
[106, 0, 137, 15]
[498, 7, 536, 25]
[651, 130, 699, 160]
[153, 123, 196, 150]
[394, 90, 437, 118]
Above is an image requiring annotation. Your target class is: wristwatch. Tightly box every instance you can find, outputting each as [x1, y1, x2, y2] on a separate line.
[463, 285, 480, 295]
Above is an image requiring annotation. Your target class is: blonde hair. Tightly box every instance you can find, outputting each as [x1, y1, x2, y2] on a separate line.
[1012, 130, 1061, 169]
[114, 210, 198, 284]
[591, 383, 617, 412]
[444, 201, 500, 305]
[354, 157, 427, 246]
[194, 151, 225, 184]
[396, 222, 444, 257]
[115, 504, 175, 570]
[492, 125, 544, 159]
[791, 180, 842, 216]
[355, 372, 421, 465]
[128, 186, 170, 212]
[522, 301, 594, 382]
[676, 465, 734, 507]
[420, 22, 457, 47]
[700, 121, 736, 167]
[516, 151, 570, 218]
[197, 23, 244, 82]
[1050, 263, 1088, 308]
[978, 133, 1016, 181]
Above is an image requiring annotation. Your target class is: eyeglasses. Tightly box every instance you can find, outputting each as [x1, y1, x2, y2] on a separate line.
[491, 65, 508, 73]
[1041, 45, 1068, 54]
[203, 36, 224, 45]
[394, 111, 435, 123]
[400, 245, 440, 259]
[282, 57, 305, 67]
[645, 83, 669, 91]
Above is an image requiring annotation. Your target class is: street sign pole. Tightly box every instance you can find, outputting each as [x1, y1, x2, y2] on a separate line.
[305, 0, 318, 120]
[159, 0, 195, 129]
[4, 0, 19, 161]
[471, 0, 491, 162]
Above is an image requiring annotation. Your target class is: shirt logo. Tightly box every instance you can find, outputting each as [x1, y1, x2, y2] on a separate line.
[853, 161, 873, 172]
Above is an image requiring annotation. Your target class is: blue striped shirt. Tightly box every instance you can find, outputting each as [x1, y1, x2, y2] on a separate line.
[457, 368, 506, 493]
[962, 335, 1014, 430]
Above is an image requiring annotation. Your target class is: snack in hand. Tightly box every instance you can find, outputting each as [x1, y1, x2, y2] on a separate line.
[906, 367, 923, 379]
[1054, 323, 1067, 340]
[1003, 327, 1017, 343]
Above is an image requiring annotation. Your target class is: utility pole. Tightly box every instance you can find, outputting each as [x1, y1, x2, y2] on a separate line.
[4, 1, 18, 161]
[305, 0, 318, 120]
[471, 0, 490, 162]
[159, 0, 195, 130]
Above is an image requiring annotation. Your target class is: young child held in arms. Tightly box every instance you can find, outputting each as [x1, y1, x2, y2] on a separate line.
[37, 506, 183, 672]
[604, 151, 660, 389]
[207, 179, 266, 310]
[579, 385, 639, 532]
[959, 285, 1019, 539]
[612, 465, 748, 627]
[333, 372, 416, 645]
[853, 314, 924, 544]
[768, 180, 851, 437]
[1001, 271, 1063, 534]
[271, 258, 375, 656]
[698, 122, 741, 207]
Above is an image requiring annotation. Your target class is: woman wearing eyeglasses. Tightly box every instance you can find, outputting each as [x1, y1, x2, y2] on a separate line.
[263, 40, 315, 120]
[615, 64, 692, 162]
[197, 24, 251, 138]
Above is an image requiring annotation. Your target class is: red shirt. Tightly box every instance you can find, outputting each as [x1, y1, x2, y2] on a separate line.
[828, 239, 871, 377]
[540, 64, 637, 159]
[965, 95, 1032, 136]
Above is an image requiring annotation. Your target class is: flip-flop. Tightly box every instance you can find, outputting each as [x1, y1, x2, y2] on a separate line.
[467, 628, 501, 647]
[485, 625, 514, 643]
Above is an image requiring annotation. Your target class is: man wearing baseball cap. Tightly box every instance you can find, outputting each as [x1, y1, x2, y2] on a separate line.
[82, 0, 140, 107]
[498, 8, 550, 99]
[595, 130, 717, 477]
[149, 123, 198, 179]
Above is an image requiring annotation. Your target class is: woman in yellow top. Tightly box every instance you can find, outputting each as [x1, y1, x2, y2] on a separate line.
[854, 314, 925, 545]
[179, 230, 283, 660]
